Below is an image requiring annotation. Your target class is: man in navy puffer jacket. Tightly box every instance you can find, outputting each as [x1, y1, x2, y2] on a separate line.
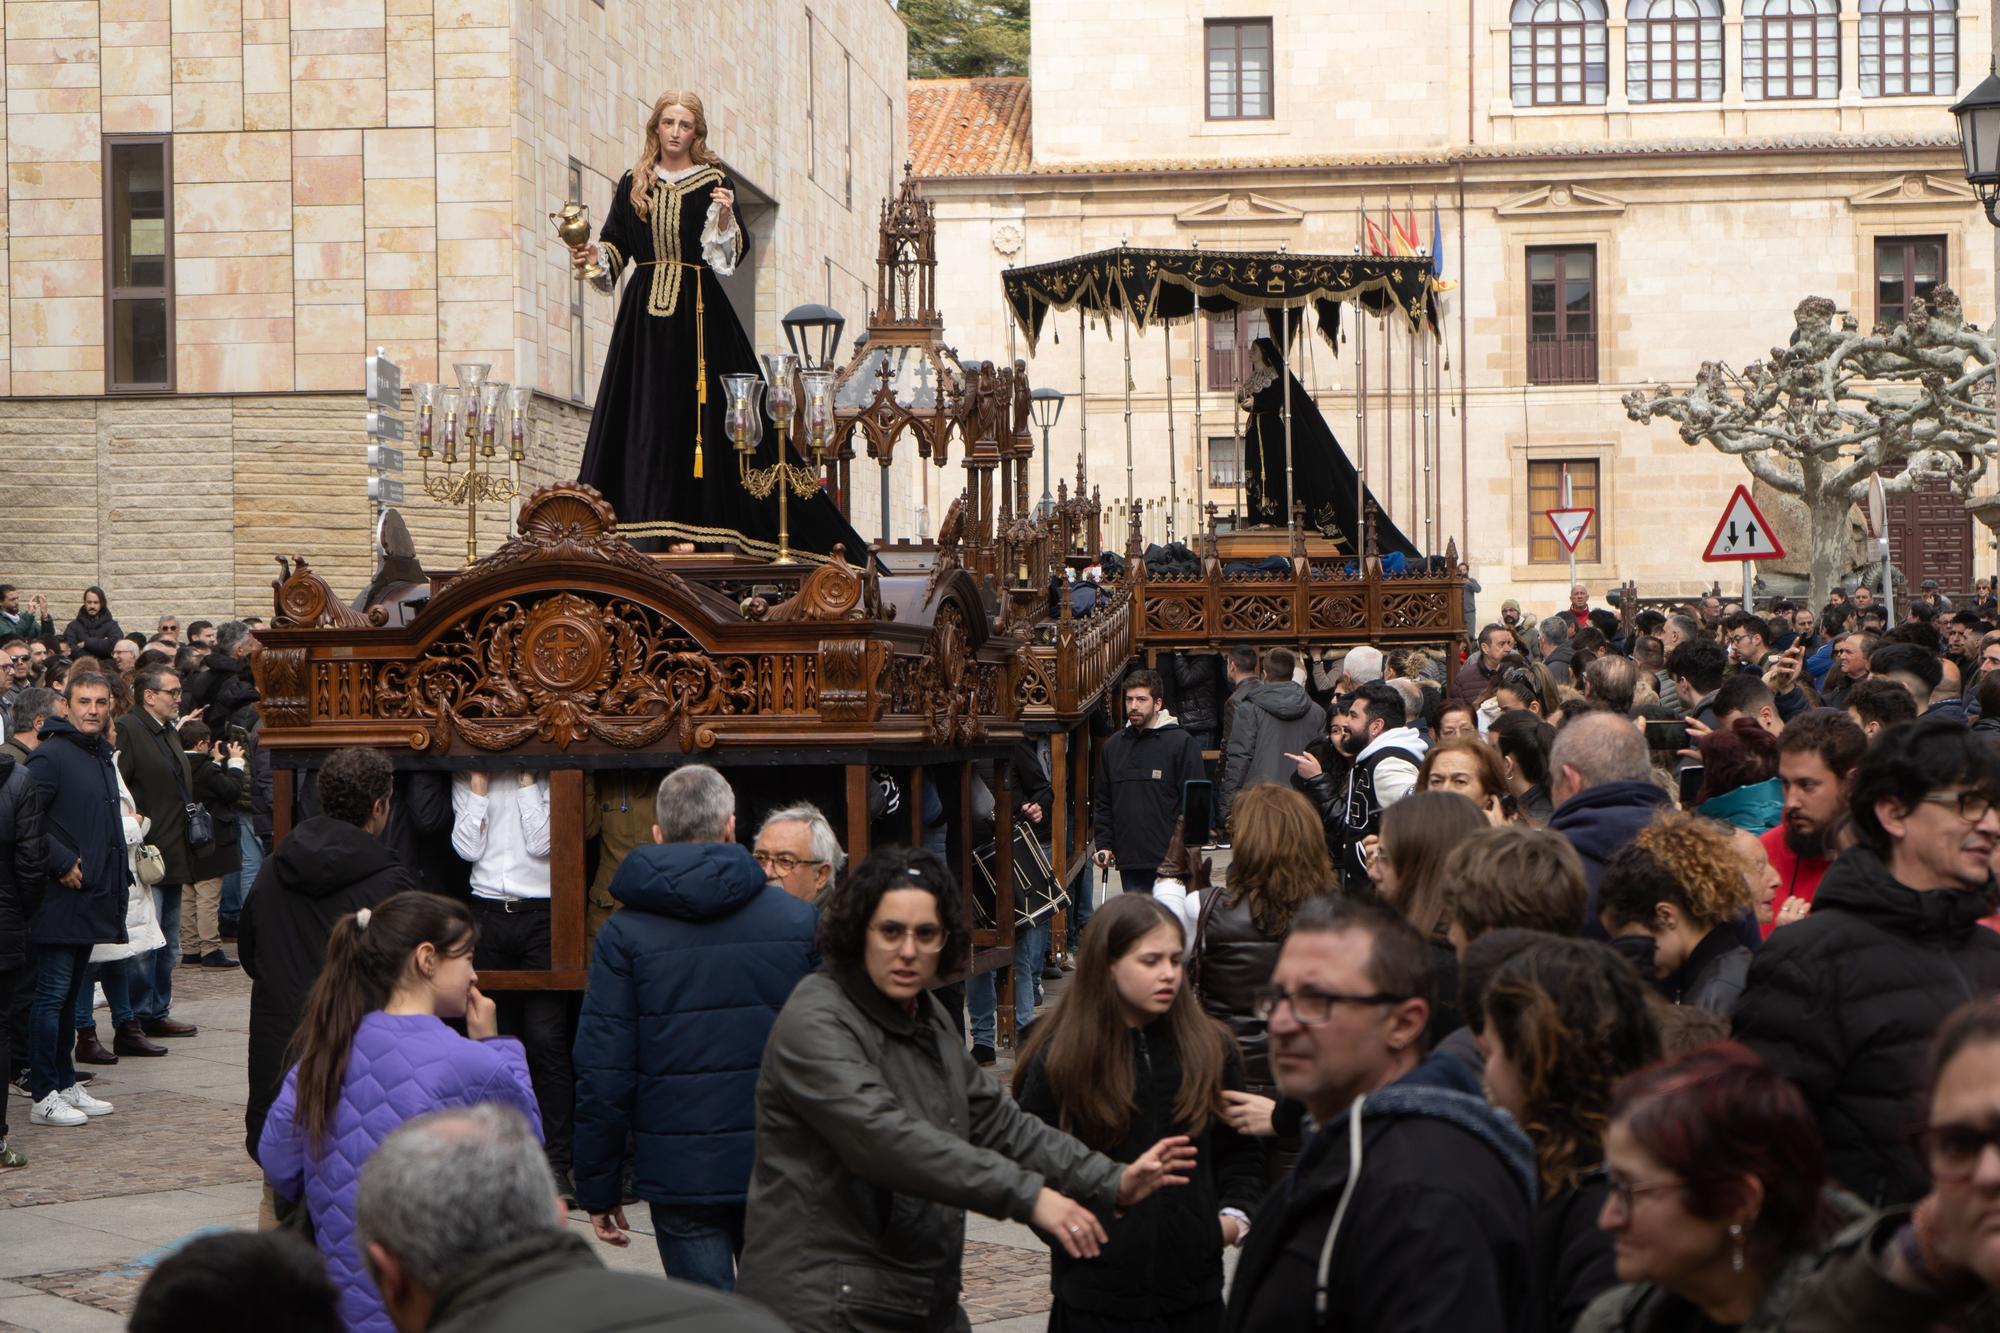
[571, 764, 819, 1293]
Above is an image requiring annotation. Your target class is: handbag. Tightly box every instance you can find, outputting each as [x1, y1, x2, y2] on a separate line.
[151, 721, 214, 850]
[135, 842, 167, 887]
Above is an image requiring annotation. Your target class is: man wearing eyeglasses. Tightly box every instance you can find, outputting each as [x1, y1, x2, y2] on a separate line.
[1223, 895, 1535, 1333]
[573, 764, 819, 1291]
[1735, 717, 2000, 1208]
[752, 803, 841, 906]
[114, 665, 200, 1047]
[0, 638, 30, 743]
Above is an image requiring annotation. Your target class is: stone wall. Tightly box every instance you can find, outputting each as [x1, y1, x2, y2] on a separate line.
[0, 389, 589, 627]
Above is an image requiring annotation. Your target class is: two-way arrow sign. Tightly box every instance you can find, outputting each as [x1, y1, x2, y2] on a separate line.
[1702, 484, 1785, 562]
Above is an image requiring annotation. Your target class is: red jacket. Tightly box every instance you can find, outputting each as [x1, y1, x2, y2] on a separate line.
[1759, 823, 1829, 939]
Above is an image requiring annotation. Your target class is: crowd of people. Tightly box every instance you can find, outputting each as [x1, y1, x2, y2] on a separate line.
[8, 570, 2000, 1333]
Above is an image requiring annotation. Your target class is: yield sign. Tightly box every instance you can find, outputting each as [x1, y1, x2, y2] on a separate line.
[1702, 484, 1786, 562]
[1545, 508, 1593, 553]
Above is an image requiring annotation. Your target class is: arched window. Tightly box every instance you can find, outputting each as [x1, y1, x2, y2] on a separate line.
[1510, 0, 1609, 107]
[1744, 0, 1839, 100]
[1626, 0, 1724, 103]
[1859, 0, 1958, 97]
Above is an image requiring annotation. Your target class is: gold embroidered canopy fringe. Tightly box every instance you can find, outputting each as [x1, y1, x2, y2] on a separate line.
[1000, 245, 1437, 355]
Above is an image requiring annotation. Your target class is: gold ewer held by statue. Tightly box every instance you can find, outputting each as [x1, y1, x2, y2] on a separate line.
[551, 202, 606, 283]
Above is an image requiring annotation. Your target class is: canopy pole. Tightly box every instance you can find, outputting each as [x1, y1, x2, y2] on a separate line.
[1163, 317, 1178, 542]
[1355, 297, 1368, 553]
[1422, 310, 1434, 556]
[1406, 307, 1416, 545]
[1078, 307, 1089, 498]
[1192, 301, 1205, 539]
[1281, 302, 1295, 546]
[1383, 306, 1393, 532]
[1122, 298, 1135, 512]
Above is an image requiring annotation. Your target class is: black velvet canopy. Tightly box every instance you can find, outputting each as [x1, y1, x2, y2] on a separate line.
[1001, 245, 1437, 354]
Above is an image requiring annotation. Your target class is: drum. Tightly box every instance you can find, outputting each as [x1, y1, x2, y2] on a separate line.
[971, 826, 1066, 929]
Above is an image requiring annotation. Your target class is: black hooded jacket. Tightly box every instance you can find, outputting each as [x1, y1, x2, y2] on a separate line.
[1221, 1053, 1538, 1333]
[238, 815, 417, 1160]
[0, 753, 49, 971]
[1733, 846, 2000, 1206]
[60, 608, 122, 660]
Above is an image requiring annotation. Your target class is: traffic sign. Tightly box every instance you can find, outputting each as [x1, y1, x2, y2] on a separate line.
[1702, 485, 1785, 562]
[367, 443, 405, 473]
[366, 410, 405, 441]
[366, 350, 402, 410]
[1865, 475, 1887, 539]
[367, 476, 406, 505]
[1545, 508, 1594, 553]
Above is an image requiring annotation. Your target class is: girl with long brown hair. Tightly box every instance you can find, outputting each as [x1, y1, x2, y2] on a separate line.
[568, 89, 870, 563]
[1369, 789, 1490, 1046]
[258, 892, 540, 1333]
[1015, 894, 1262, 1333]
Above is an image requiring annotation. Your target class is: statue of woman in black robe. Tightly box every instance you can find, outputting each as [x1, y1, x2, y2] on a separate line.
[569, 91, 870, 563]
[1234, 336, 1420, 559]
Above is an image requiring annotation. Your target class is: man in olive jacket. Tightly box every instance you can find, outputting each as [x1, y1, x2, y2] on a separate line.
[115, 665, 198, 1039]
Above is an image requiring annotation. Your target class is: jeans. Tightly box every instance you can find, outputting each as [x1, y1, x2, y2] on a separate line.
[471, 902, 573, 1173]
[968, 917, 1049, 1048]
[221, 822, 262, 934]
[30, 945, 89, 1101]
[1068, 871, 1098, 945]
[650, 1202, 745, 1292]
[1119, 866, 1158, 895]
[76, 960, 135, 1032]
[130, 883, 182, 1023]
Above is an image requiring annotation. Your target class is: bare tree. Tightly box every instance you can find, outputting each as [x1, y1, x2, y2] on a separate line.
[1623, 290, 1995, 607]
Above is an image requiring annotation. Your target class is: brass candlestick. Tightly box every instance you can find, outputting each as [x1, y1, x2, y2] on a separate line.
[726, 355, 820, 566]
[419, 365, 521, 564]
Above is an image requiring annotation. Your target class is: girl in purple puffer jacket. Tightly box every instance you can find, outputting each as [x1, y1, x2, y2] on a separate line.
[260, 891, 541, 1333]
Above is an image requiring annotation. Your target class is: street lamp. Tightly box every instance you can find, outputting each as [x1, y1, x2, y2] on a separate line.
[781, 303, 847, 373]
[1030, 386, 1064, 520]
[1951, 59, 2000, 225]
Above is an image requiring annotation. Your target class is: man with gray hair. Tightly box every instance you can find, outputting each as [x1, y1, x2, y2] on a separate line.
[358, 1104, 785, 1333]
[1545, 711, 1672, 941]
[752, 801, 843, 905]
[1537, 613, 1575, 685]
[572, 763, 818, 1292]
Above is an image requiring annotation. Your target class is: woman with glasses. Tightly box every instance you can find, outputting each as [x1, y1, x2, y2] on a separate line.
[738, 846, 1197, 1333]
[1788, 1000, 2000, 1327]
[1013, 894, 1262, 1333]
[1476, 938, 1660, 1333]
[1576, 1043, 1860, 1333]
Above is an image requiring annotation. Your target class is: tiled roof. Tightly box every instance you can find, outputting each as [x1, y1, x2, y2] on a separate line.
[908, 77, 1032, 178]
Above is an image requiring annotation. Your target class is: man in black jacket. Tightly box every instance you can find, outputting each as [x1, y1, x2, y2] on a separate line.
[1223, 896, 1536, 1333]
[1735, 717, 2000, 1207]
[240, 746, 415, 1166]
[115, 665, 198, 1042]
[358, 1104, 784, 1333]
[0, 741, 48, 1164]
[1093, 670, 1207, 894]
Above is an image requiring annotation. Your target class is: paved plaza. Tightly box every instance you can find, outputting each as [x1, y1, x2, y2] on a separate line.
[0, 964, 1064, 1332]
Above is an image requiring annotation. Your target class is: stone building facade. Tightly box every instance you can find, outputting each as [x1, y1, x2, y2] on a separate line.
[913, 0, 1999, 610]
[0, 0, 909, 624]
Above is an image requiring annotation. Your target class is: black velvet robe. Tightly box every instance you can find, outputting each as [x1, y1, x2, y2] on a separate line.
[577, 165, 870, 563]
[1240, 337, 1420, 559]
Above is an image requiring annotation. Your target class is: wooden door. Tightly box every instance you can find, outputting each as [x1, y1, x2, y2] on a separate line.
[1887, 475, 1973, 596]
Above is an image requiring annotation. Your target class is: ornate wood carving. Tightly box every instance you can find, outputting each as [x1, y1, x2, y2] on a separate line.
[742, 545, 885, 623]
[273, 555, 389, 630]
[819, 638, 886, 725]
[437, 485, 670, 596]
[259, 648, 310, 727]
[376, 592, 755, 753]
[895, 598, 988, 746]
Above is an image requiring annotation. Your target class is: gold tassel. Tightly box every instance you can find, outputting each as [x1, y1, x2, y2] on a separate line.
[694, 273, 706, 478]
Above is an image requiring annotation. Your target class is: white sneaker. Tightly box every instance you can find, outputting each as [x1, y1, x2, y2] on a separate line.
[58, 1084, 113, 1117]
[29, 1092, 86, 1127]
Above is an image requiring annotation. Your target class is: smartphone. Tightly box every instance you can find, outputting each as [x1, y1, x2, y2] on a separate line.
[1643, 718, 1688, 753]
[1678, 763, 1706, 808]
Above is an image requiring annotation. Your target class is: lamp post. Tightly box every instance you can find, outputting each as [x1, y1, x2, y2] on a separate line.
[1952, 59, 2000, 225]
[1030, 386, 1064, 521]
[781, 303, 847, 373]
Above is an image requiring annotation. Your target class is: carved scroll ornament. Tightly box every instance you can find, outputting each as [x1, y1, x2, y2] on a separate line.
[378, 591, 754, 752]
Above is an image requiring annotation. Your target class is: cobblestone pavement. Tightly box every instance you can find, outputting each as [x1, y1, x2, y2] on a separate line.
[0, 956, 1065, 1331]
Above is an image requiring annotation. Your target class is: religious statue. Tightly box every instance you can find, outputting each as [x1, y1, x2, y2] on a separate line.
[568, 90, 871, 563]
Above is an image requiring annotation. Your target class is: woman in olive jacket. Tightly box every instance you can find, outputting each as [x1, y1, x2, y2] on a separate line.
[737, 847, 1196, 1333]
[1015, 894, 1262, 1333]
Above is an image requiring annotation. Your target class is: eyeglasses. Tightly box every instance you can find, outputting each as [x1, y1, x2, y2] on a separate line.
[1250, 985, 1405, 1026]
[753, 850, 826, 874]
[1604, 1175, 1683, 1214]
[1919, 790, 2000, 824]
[5, 655, 26, 666]
[1920, 1121, 2000, 1181]
[148, 686, 183, 698]
[871, 921, 946, 953]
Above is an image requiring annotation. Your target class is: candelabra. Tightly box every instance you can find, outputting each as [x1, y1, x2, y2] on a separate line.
[411, 362, 530, 564]
[727, 352, 833, 566]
